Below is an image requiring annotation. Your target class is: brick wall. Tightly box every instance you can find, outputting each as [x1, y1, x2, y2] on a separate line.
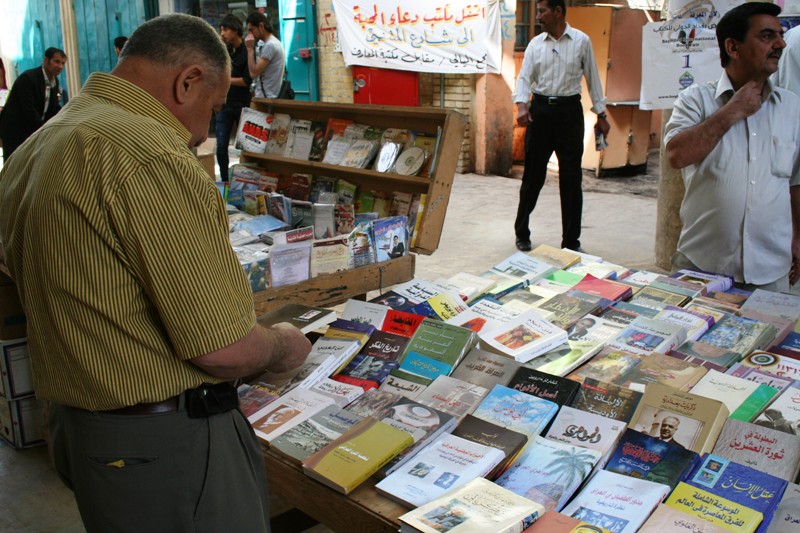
[315, 4, 473, 173]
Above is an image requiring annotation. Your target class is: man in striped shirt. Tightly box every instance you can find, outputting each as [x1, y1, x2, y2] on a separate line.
[0, 14, 310, 532]
[513, 0, 609, 253]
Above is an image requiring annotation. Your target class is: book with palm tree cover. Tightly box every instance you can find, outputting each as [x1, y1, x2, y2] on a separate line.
[494, 436, 602, 512]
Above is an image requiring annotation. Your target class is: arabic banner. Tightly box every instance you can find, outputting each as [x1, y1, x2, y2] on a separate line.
[640, 1, 742, 110]
[332, 0, 502, 74]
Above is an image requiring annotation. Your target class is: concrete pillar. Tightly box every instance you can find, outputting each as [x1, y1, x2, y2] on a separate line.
[654, 109, 684, 270]
[58, 0, 81, 99]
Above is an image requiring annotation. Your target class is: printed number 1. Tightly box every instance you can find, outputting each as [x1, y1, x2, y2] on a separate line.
[683, 55, 691, 68]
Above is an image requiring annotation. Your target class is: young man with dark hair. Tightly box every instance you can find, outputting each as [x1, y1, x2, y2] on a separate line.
[113, 35, 128, 57]
[666, 2, 800, 291]
[217, 13, 252, 180]
[0, 47, 66, 161]
[513, 0, 609, 253]
[245, 11, 285, 98]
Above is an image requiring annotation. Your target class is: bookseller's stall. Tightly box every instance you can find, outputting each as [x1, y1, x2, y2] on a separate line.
[234, 99, 467, 314]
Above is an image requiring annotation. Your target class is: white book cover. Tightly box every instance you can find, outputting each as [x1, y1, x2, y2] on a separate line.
[248, 387, 336, 443]
[621, 270, 662, 287]
[444, 272, 497, 303]
[479, 310, 568, 363]
[268, 241, 311, 288]
[397, 477, 544, 533]
[310, 378, 364, 407]
[414, 375, 489, 422]
[378, 373, 427, 400]
[654, 307, 711, 341]
[392, 278, 445, 306]
[234, 107, 270, 153]
[375, 433, 505, 508]
[340, 299, 390, 329]
[264, 113, 291, 155]
[566, 248, 603, 263]
[672, 268, 733, 293]
[445, 298, 522, 333]
[496, 436, 602, 512]
[491, 252, 557, 282]
[321, 136, 353, 165]
[768, 481, 800, 533]
[561, 470, 670, 533]
[293, 338, 362, 390]
[740, 288, 800, 320]
[752, 381, 800, 435]
[284, 131, 314, 160]
[689, 369, 763, 415]
[566, 261, 617, 279]
[605, 316, 687, 356]
[545, 405, 627, 461]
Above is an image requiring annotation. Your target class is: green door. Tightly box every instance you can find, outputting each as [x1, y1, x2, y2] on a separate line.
[279, 0, 318, 101]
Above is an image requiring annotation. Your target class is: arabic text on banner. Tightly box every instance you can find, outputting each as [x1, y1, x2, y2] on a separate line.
[333, 0, 502, 74]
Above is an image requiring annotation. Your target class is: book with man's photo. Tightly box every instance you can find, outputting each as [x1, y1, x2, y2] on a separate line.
[372, 216, 408, 262]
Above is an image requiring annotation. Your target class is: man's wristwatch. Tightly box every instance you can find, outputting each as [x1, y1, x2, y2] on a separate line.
[597, 112, 607, 120]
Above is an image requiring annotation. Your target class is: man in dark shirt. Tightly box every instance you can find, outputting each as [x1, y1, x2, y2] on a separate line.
[217, 14, 252, 180]
[0, 47, 66, 162]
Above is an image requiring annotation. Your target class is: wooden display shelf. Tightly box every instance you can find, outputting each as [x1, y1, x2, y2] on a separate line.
[239, 99, 466, 256]
[252, 255, 415, 315]
[263, 446, 405, 533]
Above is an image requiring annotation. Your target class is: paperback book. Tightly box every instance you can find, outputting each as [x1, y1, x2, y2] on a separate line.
[665, 482, 764, 532]
[414, 375, 489, 422]
[569, 378, 643, 423]
[471, 384, 559, 440]
[248, 387, 335, 443]
[451, 414, 528, 480]
[711, 418, 800, 482]
[269, 405, 364, 463]
[544, 405, 627, 466]
[256, 303, 337, 334]
[506, 366, 580, 407]
[478, 310, 568, 363]
[605, 428, 700, 489]
[449, 347, 521, 390]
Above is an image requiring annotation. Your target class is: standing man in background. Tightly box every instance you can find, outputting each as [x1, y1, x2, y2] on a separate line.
[0, 47, 66, 162]
[245, 12, 285, 99]
[513, 0, 609, 253]
[217, 14, 252, 180]
[776, 25, 799, 95]
[666, 2, 800, 291]
[0, 14, 310, 532]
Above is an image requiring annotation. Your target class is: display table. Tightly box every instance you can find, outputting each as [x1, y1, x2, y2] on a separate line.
[263, 446, 405, 532]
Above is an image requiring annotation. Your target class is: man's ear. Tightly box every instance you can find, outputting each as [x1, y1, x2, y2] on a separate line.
[725, 38, 740, 61]
[174, 65, 205, 105]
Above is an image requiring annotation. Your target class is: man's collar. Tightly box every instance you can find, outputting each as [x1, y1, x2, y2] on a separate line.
[544, 23, 574, 42]
[715, 70, 781, 103]
[81, 72, 191, 146]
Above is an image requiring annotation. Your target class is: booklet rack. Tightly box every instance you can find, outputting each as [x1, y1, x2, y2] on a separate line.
[238, 99, 466, 313]
[263, 446, 404, 532]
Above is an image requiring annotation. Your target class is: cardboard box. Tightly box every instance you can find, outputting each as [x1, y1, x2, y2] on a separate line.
[0, 284, 26, 340]
[0, 395, 45, 448]
[1, 339, 33, 399]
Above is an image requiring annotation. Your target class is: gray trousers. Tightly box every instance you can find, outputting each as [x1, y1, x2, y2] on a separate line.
[49, 399, 270, 533]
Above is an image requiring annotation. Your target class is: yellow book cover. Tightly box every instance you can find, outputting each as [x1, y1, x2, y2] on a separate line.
[530, 244, 581, 269]
[665, 482, 763, 532]
[302, 417, 413, 494]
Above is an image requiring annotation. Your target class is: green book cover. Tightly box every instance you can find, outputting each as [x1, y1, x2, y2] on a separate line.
[545, 269, 584, 286]
[399, 319, 475, 372]
[729, 384, 779, 421]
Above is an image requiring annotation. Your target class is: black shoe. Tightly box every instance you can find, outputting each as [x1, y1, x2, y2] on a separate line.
[515, 239, 532, 252]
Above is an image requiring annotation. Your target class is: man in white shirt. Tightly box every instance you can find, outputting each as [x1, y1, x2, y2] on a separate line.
[776, 25, 800, 96]
[513, 0, 609, 253]
[665, 3, 800, 291]
[244, 12, 285, 99]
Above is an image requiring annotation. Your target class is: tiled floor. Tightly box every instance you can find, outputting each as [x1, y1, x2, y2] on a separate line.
[0, 152, 662, 532]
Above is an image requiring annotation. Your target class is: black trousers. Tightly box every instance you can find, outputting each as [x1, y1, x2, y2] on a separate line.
[514, 98, 585, 250]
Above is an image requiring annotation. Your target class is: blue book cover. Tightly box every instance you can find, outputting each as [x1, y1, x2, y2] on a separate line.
[373, 215, 408, 263]
[684, 453, 788, 533]
[405, 300, 440, 319]
[398, 351, 453, 382]
[326, 319, 377, 337]
[778, 331, 800, 352]
[471, 384, 559, 440]
[605, 428, 699, 489]
[339, 354, 399, 384]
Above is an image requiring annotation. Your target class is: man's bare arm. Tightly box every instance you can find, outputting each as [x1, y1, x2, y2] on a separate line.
[244, 33, 270, 78]
[667, 80, 764, 169]
[191, 323, 311, 379]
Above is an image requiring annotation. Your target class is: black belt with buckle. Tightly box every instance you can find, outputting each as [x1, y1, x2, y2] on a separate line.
[533, 94, 581, 106]
[107, 382, 239, 418]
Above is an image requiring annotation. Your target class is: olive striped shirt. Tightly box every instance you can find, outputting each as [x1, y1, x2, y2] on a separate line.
[0, 73, 255, 410]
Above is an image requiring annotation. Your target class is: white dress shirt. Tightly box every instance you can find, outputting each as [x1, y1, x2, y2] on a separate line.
[664, 72, 800, 285]
[776, 26, 800, 96]
[513, 23, 606, 114]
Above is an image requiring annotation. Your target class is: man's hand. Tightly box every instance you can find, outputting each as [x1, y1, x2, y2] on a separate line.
[595, 115, 610, 137]
[727, 80, 765, 120]
[515, 103, 531, 127]
[244, 33, 255, 49]
[265, 323, 312, 374]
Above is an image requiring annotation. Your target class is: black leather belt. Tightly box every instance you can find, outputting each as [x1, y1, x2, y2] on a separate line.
[106, 382, 238, 417]
[533, 94, 581, 105]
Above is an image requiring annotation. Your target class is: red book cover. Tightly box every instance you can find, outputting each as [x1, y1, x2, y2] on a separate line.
[573, 274, 632, 302]
[331, 374, 379, 392]
[382, 310, 425, 338]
